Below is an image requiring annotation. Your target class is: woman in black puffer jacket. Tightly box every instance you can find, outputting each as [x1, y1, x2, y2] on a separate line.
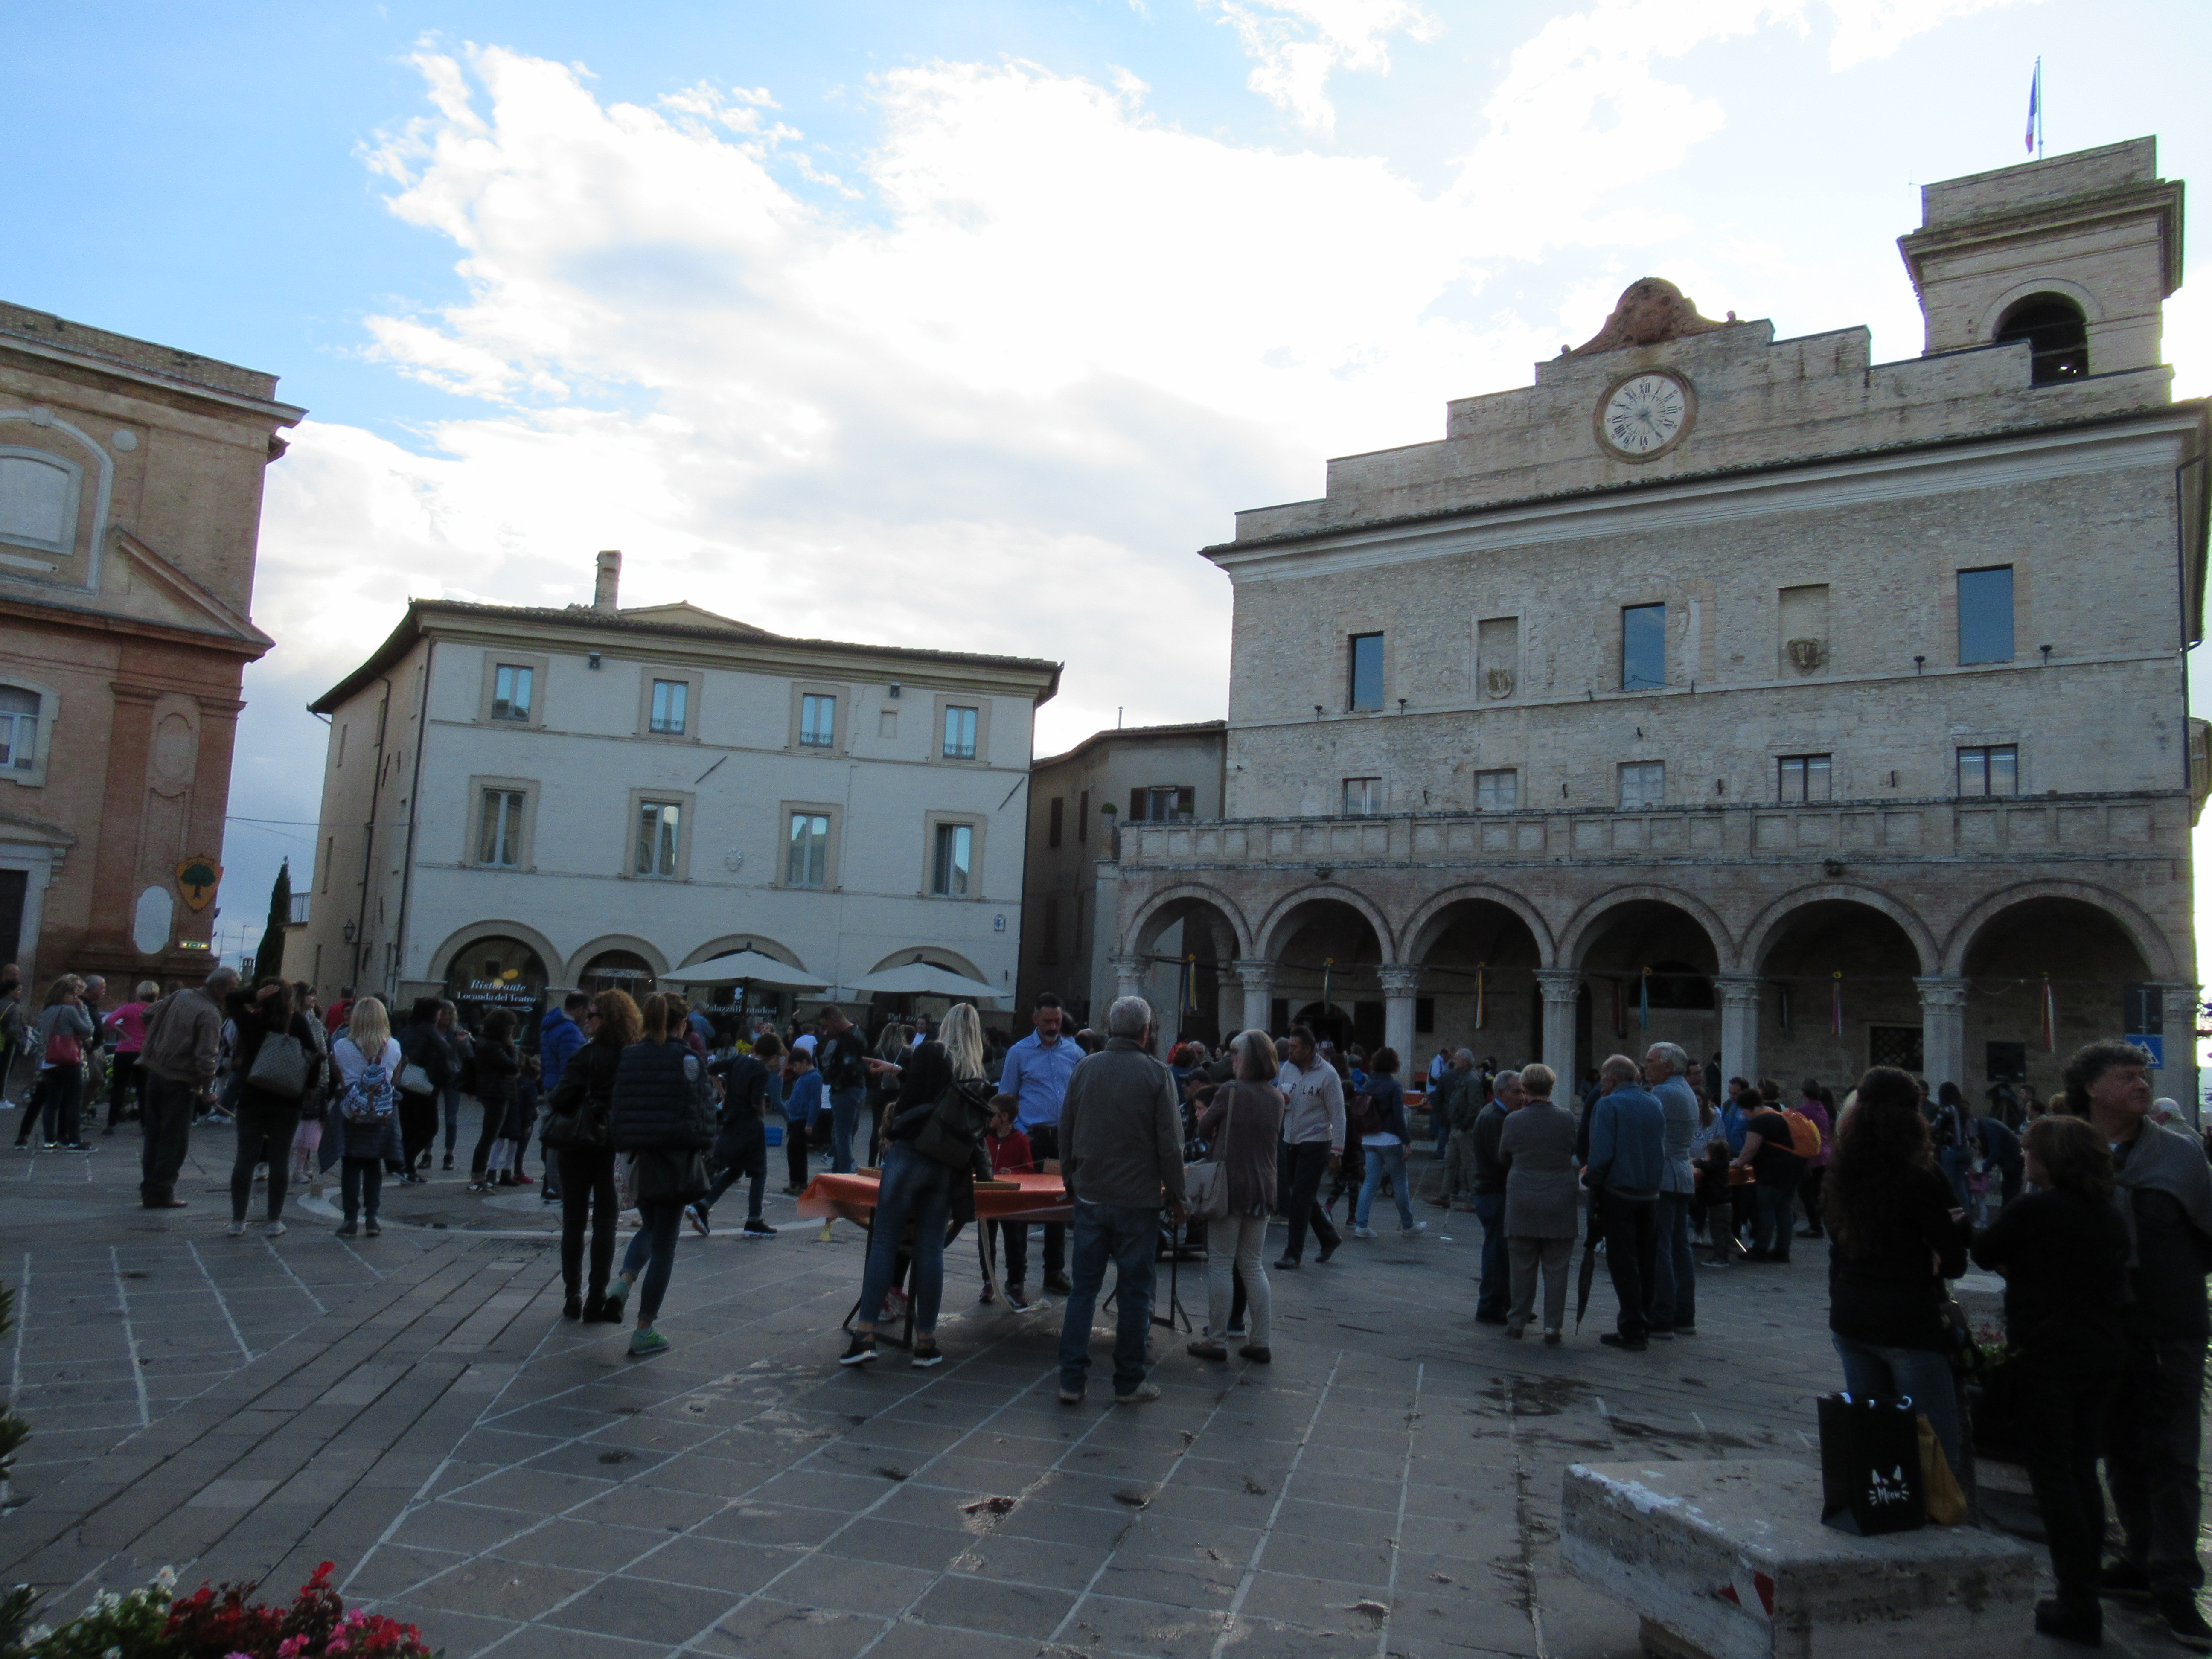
[603, 992, 716, 1358]
[544, 990, 635, 1322]
[466, 1009, 521, 1190]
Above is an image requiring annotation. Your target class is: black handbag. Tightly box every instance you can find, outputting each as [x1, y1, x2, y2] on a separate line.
[1817, 1392, 1927, 1535]
[914, 1078, 995, 1170]
[634, 1147, 711, 1205]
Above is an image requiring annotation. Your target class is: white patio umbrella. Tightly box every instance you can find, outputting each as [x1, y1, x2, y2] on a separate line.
[676, 948, 830, 990]
[843, 960, 1004, 1004]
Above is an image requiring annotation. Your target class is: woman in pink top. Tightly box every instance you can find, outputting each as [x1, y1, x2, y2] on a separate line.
[1794, 1080, 1835, 1240]
[100, 979, 160, 1135]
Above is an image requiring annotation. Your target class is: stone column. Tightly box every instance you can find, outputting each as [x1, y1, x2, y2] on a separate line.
[2156, 983, 2201, 1124]
[1716, 975, 1762, 1092]
[1378, 965, 1420, 1065]
[1916, 977, 1970, 1091]
[1537, 969, 1580, 1087]
[1109, 954, 1148, 1007]
[1232, 958, 1275, 1036]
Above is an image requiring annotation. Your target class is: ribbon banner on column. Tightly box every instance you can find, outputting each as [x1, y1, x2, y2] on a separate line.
[1475, 965, 1486, 1030]
[2041, 975, 2057, 1051]
[1831, 970, 1844, 1036]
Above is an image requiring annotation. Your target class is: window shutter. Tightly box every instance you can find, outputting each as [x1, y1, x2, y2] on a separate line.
[1176, 787, 1195, 818]
[1130, 789, 1144, 820]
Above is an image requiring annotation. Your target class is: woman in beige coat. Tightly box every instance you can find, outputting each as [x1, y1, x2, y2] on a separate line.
[1495, 1062, 1581, 1342]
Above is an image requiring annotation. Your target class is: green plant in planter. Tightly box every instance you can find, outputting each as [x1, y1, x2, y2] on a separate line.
[8, 1574, 175, 1659]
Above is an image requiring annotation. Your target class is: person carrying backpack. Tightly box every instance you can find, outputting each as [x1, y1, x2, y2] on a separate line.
[1791, 1081, 1834, 1240]
[329, 997, 403, 1237]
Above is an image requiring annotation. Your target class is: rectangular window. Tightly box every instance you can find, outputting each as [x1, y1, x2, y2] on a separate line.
[878, 708, 898, 738]
[0, 689, 37, 772]
[1869, 1025, 1924, 1072]
[1621, 604, 1666, 691]
[649, 679, 689, 735]
[1618, 761, 1665, 809]
[1342, 777, 1383, 815]
[480, 789, 526, 867]
[1130, 786, 1192, 822]
[634, 800, 681, 877]
[1348, 633, 1384, 710]
[931, 822, 974, 896]
[1048, 796, 1065, 848]
[1957, 566, 2015, 664]
[1957, 744, 2019, 796]
[786, 812, 830, 888]
[1777, 754, 1834, 803]
[800, 693, 836, 748]
[491, 664, 533, 722]
[1078, 788, 1089, 842]
[942, 705, 978, 759]
[1475, 768, 1518, 811]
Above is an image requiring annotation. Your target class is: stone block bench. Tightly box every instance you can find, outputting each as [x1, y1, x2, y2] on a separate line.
[1560, 1458, 2035, 1659]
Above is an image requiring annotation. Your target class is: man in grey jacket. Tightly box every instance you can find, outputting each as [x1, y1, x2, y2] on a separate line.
[1584, 1053, 1665, 1353]
[1643, 1042, 1700, 1338]
[1056, 996, 1187, 1406]
[137, 967, 236, 1208]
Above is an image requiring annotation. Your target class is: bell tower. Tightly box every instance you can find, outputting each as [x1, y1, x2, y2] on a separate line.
[1898, 136, 2183, 384]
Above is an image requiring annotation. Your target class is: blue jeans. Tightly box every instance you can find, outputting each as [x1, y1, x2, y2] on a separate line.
[1472, 1191, 1507, 1318]
[1833, 1333, 1964, 1478]
[1938, 1146, 1971, 1209]
[1752, 1179, 1799, 1259]
[830, 1086, 866, 1175]
[1357, 1143, 1415, 1231]
[1651, 1190, 1695, 1331]
[1058, 1201, 1158, 1395]
[856, 1141, 955, 1333]
[621, 1200, 683, 1325]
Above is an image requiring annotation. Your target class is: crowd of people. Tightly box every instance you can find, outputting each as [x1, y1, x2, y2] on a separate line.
[7, 961, 2212, 1647]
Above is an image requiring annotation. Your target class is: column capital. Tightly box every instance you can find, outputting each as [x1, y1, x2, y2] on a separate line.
[1914, 975, 1970, 1012]
[1714, 973, 1763, 1011]
[1535, 969, 1580, 1003]
[1230, 958, 1275, 989]
[1376, 963, 1421, 998]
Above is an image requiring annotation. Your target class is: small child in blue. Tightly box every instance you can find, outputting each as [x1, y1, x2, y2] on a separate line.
[782, 1048, 822, 1194]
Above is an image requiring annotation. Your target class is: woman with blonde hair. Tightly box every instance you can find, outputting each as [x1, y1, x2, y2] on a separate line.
[1187, 1029, 1283, 1364]
[329, 997, 403, 1237]
[841, 1002, 993, 1369]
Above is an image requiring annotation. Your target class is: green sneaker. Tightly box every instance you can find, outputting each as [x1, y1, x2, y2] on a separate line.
[627, 1327, 670, 1360]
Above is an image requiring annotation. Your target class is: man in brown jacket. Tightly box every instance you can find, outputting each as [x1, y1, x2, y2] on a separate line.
[1054, 995, 1186, 1406]
[137, 966, 236, 1208]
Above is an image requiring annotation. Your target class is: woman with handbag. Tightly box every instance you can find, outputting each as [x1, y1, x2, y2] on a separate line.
[32, 976, 95, 1150]
[1823, 1065, 1971, 1480]
[1351, 1048, 1424, 1240]
[1187, 1029, 1284, 1364]
[395, 998, 450, 1183]
[544, 990, 636, 1322]
[602, 992, 716, 1359]
[228, 978, 325, 1237]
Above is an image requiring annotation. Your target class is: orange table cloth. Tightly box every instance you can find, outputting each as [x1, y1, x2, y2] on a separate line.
[795, 1167, 1072, 1228]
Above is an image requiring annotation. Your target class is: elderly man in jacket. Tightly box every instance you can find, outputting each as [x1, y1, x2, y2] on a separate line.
[137, 967, 237, 1208]
[1469, 1068, 1522, 1324]
[1643, 1041, 1700, 1339]
[1055, 996, 1186, 1406]
[1585, 1053, 1665, 1353]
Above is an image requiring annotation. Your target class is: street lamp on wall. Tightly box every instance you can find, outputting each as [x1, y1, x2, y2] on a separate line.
[342, 920, 357, 943]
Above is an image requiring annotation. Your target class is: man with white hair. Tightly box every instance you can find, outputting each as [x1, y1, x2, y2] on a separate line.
[1055, 996, 1187, 1405]
[137, 966, 237, 1208]
[1643, 1041, 1700, 1338]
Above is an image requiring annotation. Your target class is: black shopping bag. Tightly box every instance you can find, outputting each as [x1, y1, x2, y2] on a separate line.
[1817, 1392, 1926, 1535]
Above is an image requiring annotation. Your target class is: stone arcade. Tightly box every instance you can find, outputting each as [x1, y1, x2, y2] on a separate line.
[1091, 138, 2207, 1107]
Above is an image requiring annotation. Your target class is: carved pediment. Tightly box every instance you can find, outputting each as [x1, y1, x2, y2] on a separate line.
[1569, 278, 1732, 356]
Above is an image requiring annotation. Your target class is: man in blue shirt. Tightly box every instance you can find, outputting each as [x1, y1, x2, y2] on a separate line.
[1642, 1041, 1700, 1339]
[999, 992, 1082, 1292]
[1584, 1053, 1665, 1353]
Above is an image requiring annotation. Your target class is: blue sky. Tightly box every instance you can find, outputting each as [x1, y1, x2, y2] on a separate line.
[8, 0, 2209, 972]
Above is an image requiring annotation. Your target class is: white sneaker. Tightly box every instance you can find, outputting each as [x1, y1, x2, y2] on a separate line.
[265, 1221, 287, 1237]
[1352, 1225, 1377, 1240]
[227, 1220, 247, 1237]
[1400, 1220, 1428, 1235]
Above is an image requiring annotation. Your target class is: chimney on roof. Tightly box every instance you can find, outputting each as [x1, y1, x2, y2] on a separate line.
[593, 550, 621, 612]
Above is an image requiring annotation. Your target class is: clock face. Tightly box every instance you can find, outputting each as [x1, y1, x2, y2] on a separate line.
[1598, 372, 1692, 460]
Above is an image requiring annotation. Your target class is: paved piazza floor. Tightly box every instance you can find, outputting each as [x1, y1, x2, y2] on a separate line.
[0, 1132, 2200, 1657]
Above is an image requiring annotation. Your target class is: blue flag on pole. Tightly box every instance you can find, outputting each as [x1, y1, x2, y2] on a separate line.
[2025, 59, 2039, 154]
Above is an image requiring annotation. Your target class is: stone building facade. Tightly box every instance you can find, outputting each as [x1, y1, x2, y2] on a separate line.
[298, 552, 1059, 1029]
[1097, 138, 2209, 1106]
[0, 303, 299, 992]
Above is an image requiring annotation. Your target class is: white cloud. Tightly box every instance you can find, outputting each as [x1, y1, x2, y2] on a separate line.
[1205, 0, 1440, 131]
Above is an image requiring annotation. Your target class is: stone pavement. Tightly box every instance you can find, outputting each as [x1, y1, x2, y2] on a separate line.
[0, 1129, 2201, 1658]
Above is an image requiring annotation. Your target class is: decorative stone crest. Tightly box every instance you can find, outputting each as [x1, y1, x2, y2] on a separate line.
[1569, 278, 1733, 356]
[1786, 637, 1826, 673]
[1484, 666, 1515, 699]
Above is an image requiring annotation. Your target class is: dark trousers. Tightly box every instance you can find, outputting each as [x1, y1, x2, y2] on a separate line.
[232, 1104, 300, 1222]
[1325, 1129, 1364, 1213]
[1752, 1178, 1799, 1260]
[1797, 1164, 1826, 1235]
[986, 1218, 1029, 1288]
[399, 1091, 438, 1171]
[1472, 1190, 1508, 1318]
[622, 1200, 683, 1324]
[470, 1096, 506, 1180]
[139, 1072, 196, 1205]
[442, 1083, 463, 1153]
[702, 1128, 766, 1221]
[340, 1155, 384, 1222]
[1651, 1190, 1696, 1331]
[783, 1123, 809, 1188]
[2017, 1354, 2120, 1607]
[1599, 1190, 1659, 1340]
[1025, 1123, 1067, 1279]
[1058, 1200, 1158, 1394]
[107, 1051, 141, 1128]
[559, 1145, 619, 1303]
[1281, 1140, 1342, 1263]
[2102, 1336, 2208, 1594]
[39, 1066, 82, 1145]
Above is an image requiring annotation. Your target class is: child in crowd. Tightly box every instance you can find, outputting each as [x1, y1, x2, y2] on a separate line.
[979, 1100, 1034, 1311]
[782, 1047, 822, 1194]
[486, 1055, 540, 1185]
